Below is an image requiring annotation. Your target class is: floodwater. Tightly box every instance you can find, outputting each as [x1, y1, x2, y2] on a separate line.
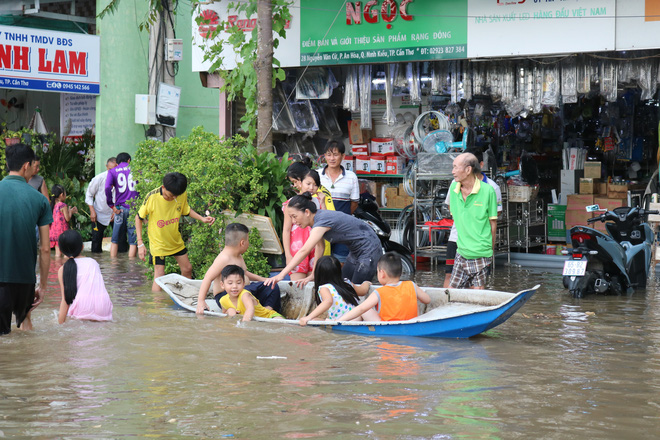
[2, 254, 660, 440]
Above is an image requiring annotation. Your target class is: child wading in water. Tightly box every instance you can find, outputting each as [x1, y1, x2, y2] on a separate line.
[218, 265, 283, 321]
[299, 255, 378, 326]
[50, 184, 78, 257]
[57, 230, 113, 323]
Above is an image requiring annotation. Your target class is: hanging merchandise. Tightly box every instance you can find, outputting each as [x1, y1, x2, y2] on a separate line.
[296, 68, 335, 100]
[638, 58, 657, 100]
[450, 61, 459, 104]
[473, 62, 486, 96]
[431, 61, 442, 94]
[383, 64, 396, 126]
[394, 63, 408, 88]
[576, 56, 592, 94]
[288, 99, 319, 133]
[312, 101, 342, 138]
[532, 66, 543, 113]
[462, 61, 472, 102]
[359, 65, 372, 130]
[541, 64, 559, 107]
[600, 60, 618, 102]
[501, 62, 515, 105]
[343, 65, 359, 112]
[409, 63, 422, 104]
[390, 123, 417, 159]
[413, 111, 450, 144]
[561, 57, 578, 104]
[272, 84, 297, 134]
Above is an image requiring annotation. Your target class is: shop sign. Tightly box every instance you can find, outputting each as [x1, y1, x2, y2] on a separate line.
[300, 0, 468, 65]
[60, 94, 96, 137]
[0, 25, 100, 95]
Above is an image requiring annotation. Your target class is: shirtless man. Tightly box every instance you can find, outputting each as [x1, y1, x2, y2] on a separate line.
[195, 223, 281, 314]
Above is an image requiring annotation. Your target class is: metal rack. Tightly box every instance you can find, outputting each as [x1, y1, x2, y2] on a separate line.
[509, 199, 547, 252]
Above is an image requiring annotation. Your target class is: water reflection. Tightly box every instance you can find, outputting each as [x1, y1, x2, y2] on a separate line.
[1, 254, 660, 439]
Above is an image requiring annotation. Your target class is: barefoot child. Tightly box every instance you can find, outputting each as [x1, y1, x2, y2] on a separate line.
[337, 252, 431, 322]
[57, 230, 113, 323]
[299, 255, 377, 326]
[50, 184, 78, 257]
[135, 172, 215, 292]
[218, 265, 283, 321]
[195, 223, 281, 314]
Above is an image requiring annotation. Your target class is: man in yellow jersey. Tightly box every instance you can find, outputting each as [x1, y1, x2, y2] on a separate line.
[135, 172, 215, 292]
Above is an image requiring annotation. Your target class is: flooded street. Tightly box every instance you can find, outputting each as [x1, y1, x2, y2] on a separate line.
[2, 254, 660, 439]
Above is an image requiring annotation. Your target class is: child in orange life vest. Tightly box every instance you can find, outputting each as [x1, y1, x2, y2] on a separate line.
[337, 252, 431, 322]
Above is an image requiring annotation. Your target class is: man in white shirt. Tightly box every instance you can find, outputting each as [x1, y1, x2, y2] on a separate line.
[85, 157, 117, 253]
[318, 140, 360, 262]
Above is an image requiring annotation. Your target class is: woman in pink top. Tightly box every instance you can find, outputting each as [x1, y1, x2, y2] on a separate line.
[57, 230, 113, 323]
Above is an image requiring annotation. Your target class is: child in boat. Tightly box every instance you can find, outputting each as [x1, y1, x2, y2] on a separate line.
[299, 255, 378, 326]
[135, 172, 216, 292]
[57, 230, 113, 324]
[195, 223, 282, 314]
[218, 265, 283, 321]
[282, 161, 328, 285]
[337, 252, 431, 322]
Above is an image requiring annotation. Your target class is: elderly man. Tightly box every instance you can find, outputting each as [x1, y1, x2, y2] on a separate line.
[447, 153, 498, 290]
[85, 157, 117, 253]
[0, 143, 52, 334]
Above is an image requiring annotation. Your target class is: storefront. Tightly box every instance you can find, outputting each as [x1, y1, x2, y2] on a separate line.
[192, 0, 660, 257]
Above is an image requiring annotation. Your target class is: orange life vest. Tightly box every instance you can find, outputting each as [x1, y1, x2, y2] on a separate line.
[376, 281, 419, 321]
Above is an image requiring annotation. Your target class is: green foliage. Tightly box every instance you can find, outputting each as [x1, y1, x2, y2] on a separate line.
[98, 0, 177, 31]
[132, 127, 289, 279]
[194, 0, 291, 141]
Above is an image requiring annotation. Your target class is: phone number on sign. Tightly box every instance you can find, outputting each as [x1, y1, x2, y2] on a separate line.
[426, 45, 466, 55]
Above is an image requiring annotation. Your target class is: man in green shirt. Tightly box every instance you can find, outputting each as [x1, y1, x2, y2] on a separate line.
[0, 143, 52, 334]
[448, 153, 498, 290]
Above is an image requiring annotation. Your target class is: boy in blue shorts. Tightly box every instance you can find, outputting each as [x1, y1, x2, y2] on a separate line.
[135, 172, 215, 292]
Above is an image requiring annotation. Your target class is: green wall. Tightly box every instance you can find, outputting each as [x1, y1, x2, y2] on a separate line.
[95, 1, 219, 174]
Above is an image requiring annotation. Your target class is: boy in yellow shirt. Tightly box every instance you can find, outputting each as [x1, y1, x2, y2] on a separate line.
[135, 172, 215, 292]
[219, 265, 283, 321]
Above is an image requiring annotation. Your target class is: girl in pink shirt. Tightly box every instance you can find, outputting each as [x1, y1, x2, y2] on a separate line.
[57, 230, 113, 323]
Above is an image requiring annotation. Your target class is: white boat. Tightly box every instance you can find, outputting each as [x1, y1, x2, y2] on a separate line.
[155, 274, 539, 338]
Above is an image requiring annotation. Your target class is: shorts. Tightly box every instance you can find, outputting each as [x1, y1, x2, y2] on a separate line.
[111, 206, 137, 246]
[449, 253, 492, 289]
[152, 248, 188, 266]
[331, 243, 350, 263]
[445, 240, 458, 274]
[342, 248, 381, 284]
[0, 282, 35, 335]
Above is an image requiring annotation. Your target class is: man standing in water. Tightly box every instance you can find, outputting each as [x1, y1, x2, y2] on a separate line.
[0, 143, 52, 334]
[86, 157, 118, 253]
[105, 152, 138, 258]
[448, 153, 498, 290]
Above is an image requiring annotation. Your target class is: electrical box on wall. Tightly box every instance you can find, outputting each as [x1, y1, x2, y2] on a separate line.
[135, 94, 156, 125]
[166, 39, 183, 61]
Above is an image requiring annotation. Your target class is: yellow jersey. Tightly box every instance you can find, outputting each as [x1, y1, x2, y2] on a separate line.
[137, 187, 190, 256]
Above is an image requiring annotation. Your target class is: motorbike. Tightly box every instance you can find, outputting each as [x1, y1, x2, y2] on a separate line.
[354, 197, 415, 278]
[562, 206, 658, 298]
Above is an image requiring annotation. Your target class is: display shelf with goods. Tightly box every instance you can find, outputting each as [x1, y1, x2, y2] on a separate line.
[509, 199, 547, 253]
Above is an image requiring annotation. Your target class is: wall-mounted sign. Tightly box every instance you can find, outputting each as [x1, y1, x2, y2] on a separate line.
[60, 94, 96, 137]
[0, 25, 100, 95]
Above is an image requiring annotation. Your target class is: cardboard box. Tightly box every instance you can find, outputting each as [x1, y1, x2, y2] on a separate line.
[341, 156, 355, 172]
[599, 182, 608, 195]
[567, 194, 594, 210]
[584, 161, 602, 179]
[608, 182, 628, 199]
[348, 120, 371, 144]
[350, 144, 369, 157]
[370, 154, 387, 174]
[565, 210, 592, 228]
[649, 202, 660, 222]
[579, 178, 596, 195]
[355, 156, 371, 174]
[547, 204, 567, 240]
[385, 156, 406, 175]
[560, 169, 584, 198]
[594, 197, 626, 211]
[370, 138, 397, 155]
[385, 186, 399, 201]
